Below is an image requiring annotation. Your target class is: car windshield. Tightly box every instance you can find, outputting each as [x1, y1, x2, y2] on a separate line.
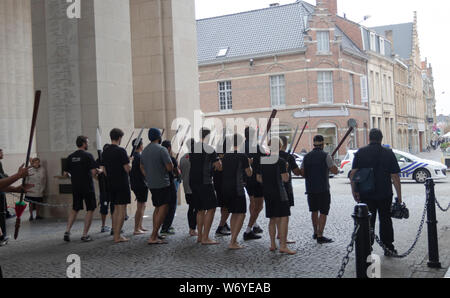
[394, 150, 419, 162]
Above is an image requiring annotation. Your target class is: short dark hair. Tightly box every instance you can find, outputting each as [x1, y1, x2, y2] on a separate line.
[161, 140, 172, 150]
[132, 138, 143, 149]
[76, 136, 88, 148]
[369, 129, 383, 143]
[313, 135, 324, 147]
[200, 128, 211, 140]
[280, 136, 288, 148]
[110, 128, 124, 141]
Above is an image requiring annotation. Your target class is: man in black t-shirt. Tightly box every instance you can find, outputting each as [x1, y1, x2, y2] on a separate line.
[161, 140, 179, 235]
[130, 139, 148, 236]
[257, 137, 296, 255]
[102, 128, 132, 244]
[242, 127, 265, 241]
[64, 136, 101, 243]
[222, 134, 253, 250]
[214, 138, 231, 236]
[189, 128, 222, 245]
[350, 129, 402, 255]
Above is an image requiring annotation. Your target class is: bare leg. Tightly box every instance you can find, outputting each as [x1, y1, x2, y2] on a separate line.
[196, 210, 205, 243]
[29, 203, 34, 219]
[149, 204, 168, 243]
[139, 203, 147, 231]
[219, 208, 230, 227]
[311, 212, 319, 236]
[202, 208, 219, 245]
[248, 197, 263, 229]
[317, 214, 328, 238]
[82, 211, 94, 237]
[101, 214, 107, 228]
[269, 218, 278, 251]
[134, 202, 146, 234]
[65, 210, 78, 233]
[229, 213, 245, 249]
[114, 205, 128, 243]
[35, 204, 41, 218]
[279, 217, 296, 255]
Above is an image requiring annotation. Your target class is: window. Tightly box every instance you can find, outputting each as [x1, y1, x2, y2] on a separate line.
[317, 31, 330, 53]
[318, 71, 333, 104]
[349, 74, 354, 104]
[218, 81, 232, 111]
[270, 75, 286, 107]
[217, 48, 229, 58]
[380, 37, 385, 55]
[360, 75, 368, 102]
[370, 32, 376, 51]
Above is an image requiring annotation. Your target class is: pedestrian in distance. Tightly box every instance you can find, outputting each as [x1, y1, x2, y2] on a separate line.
[189, 128, 222, 245]
[63, 136, 102, 243]
[25, 157, 47, 221]
[140, 128, 173, 245]
[300, 135, 339, 244]
[350, 128, 403, 256]
[130, 138, 149, 236]
[102, 129, 132, 243]
[257, 137, 295, 255]
[179, 139, 198, 237]
[222, 134, 253, 250]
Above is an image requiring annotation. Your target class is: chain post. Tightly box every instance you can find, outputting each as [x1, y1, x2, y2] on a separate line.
[352, 203, 372, 279]
[425, 178, 442, 269]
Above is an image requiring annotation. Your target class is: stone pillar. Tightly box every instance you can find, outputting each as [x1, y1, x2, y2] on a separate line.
[31, 0, 134, 218]
[130, 0, 200, 139]
[0, 0, 34, 172]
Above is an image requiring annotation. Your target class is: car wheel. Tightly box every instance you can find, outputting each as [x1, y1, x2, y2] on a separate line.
[414, 169, 430, 184]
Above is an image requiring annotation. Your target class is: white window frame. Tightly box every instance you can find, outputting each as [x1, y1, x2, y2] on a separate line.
[218, 81, 232, 111]
[270, 75, 286, 107]
[380, 37, 385, 55]
[370, 32, 376, 51]
[317, 31, 330, 54]
[318, 71, 334, 104]
[349, 74, 354, 104]
[360, 75, 368, 102]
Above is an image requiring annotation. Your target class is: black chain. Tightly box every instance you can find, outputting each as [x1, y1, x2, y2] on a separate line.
[373, 197, 428, 258]
[435, 198, 450, 212]
[337, 224, 360, 278]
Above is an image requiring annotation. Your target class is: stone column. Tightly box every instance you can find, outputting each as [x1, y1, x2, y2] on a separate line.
[0, 0, 34, 172]
[130, 0, 200, 139]
[31, 0, 134, 218]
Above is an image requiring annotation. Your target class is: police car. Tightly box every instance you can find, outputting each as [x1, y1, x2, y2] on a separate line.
[340, 149, 448, 183]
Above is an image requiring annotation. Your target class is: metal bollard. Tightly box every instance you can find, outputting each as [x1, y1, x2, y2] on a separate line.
[352, 203, 372, 278]
[425, 179, 442, 269]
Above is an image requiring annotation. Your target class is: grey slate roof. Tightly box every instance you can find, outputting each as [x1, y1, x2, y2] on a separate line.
[196, 1, 315, 65]
[335, 25, 366, 59]
[371, 23, 413, 60]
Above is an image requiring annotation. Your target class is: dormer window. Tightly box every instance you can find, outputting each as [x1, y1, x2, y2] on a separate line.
[369, 32, 376, 51]
[217, 48, 229, 58]
[317, 31, 330, 53]
[379, 37, 385, 55]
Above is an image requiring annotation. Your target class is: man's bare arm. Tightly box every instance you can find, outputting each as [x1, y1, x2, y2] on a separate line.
[391, 173, 402, 204]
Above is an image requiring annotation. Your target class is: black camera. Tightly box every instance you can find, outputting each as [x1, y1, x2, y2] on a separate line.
[391, 198, 409, 219]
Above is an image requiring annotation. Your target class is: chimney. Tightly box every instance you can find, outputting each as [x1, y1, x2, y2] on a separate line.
[316, 0, 338, 16]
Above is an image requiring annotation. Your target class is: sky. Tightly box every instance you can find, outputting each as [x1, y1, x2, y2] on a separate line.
[195, 0, 450, 116]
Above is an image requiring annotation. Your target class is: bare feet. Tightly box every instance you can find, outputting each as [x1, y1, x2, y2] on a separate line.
[114, 237, 129, 243]
[133, 230, 145, 236]
[201, 238, 220, 245]
[270, 246, 277, 252]
[229, 243, 245, 250]
[139, 227, 149, 232]
[148, 239, 168, 245]
[189, 230, 198, 237]
[279, 248, 297, 255]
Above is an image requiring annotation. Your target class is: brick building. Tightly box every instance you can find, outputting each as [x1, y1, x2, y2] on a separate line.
[197, 0, 370, 158]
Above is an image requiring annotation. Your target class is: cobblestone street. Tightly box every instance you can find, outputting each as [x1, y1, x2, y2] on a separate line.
[1, 152, 449, 278]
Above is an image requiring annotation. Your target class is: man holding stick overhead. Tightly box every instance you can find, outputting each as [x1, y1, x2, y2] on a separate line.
[300, 135, 338, 244]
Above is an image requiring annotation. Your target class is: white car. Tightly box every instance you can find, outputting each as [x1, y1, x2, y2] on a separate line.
[340, 149, 448, 183]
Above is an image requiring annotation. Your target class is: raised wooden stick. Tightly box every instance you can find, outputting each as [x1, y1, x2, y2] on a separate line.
[292, 122, 308, 154]
[332, 126, 354, 157]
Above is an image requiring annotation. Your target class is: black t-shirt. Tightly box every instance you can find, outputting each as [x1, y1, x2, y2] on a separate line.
[222, 152, 250, 197]
[279, 150, 299, 185]
[130, 152, 147, 192]
[102, 145, 130, 192]
[259, 157, 288, 202]
[65, 150, 97, 194]
[243, 141, 266, 181]
[189, 142, 219, 186]
[169, 156, 179, 185]
[352, 143, 401, 199]
[96, 158, 109, 194]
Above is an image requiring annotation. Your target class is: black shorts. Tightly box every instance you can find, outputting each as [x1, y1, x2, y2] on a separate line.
[227, 195, 247, 214]
[109, 188, 131, 206]
[285, 183, 294, 207]
[265, 199, 291, 219]
[216, 189, 227, 208]
[150, 187, 171, 208]
[73, 192, 97, 212]
[185, 193, 194, 205]
[307, 192, 331, 216]
[99, 192, 114, 215]
[192, 184, 217, 211]
[25, 197, 43, 204]
[133, 189, 149, 203]
[245, 178, 264, 198]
